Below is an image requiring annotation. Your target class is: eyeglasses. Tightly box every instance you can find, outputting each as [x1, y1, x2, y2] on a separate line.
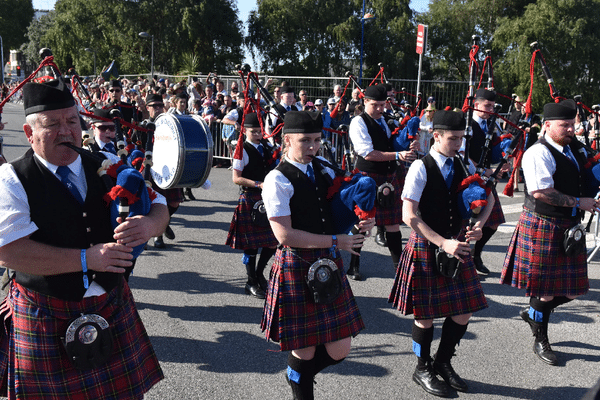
[148, 103, 164, 109]
[95, 125, 115, 132]
[109, 89, 121, 93]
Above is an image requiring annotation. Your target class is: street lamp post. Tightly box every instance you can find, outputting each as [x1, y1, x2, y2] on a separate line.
[359, 3, 375, 85]
[84, 48, 96, 78]
[0, 35, 4, 85]
[138, 32, 154, 79]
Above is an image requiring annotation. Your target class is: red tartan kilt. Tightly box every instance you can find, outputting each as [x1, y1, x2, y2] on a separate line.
[389, 230, 488, 319]
[484, 188, 505, 229]
[501, 209, 589, 297]
[225, 191, 278, 250]
[0, 281, 163, 399]
[261, 247, 364, 351]
[362, 167, 405, 226]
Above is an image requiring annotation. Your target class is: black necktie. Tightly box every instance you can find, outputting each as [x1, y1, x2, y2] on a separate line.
[56, 166, 84, 204]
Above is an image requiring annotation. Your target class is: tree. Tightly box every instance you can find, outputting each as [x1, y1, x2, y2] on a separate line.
[21, 11, 56, 66]
[24, 0, 243, 76]
[493, 0, 600, 111]
[0, 0, 34, 66]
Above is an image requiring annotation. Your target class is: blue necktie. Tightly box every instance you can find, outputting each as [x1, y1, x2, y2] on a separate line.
[104, 142, 116, 154]
[306, 164, 316, 184]
[563, 147, 579, 170]
[286, 106, 291, 112]
[56, 166, 84, 204]
[444, 158, 454, 189]
[377, 118, 388, 132]
[257, 144, 264, 157]
[480, 120, 488, 133]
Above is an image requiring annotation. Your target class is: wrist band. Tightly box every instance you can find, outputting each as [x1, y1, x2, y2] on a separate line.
[573, 197, 580, 217]
[330, 235, 337, 258]
[80, 249, 89, 289]
[395, 151, 400, 161]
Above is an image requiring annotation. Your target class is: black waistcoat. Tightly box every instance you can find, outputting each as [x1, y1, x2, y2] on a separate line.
[469, 121, 499, 169]
[241, 141, 272, 183]
[419, 154, 466, 238]
[11, 149, 118, 300]
[355, 113, 396, 174]
[524, 137, 586, 218]
[276, 159, 335, 235]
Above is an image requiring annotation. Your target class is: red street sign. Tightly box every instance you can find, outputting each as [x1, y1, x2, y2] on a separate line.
[416, 24, 426, 54]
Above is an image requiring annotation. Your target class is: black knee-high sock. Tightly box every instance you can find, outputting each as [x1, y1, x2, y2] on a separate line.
[474, 227, 496, 258]
[412, 323, 434, 369]
[435, 317, 468, 364]
[386, 231, 403, 265]
[167, 205, 179, 217]
[243, 249, 258, 285]
[256, 247, 276, 277]
[549, 296, 573, 310]
[287, 353, 316, 400]
[312, 344, 344, 376]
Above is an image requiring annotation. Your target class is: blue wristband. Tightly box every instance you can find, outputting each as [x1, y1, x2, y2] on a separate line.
[80, 249, 89, 289]
[395, 151, 400, 161]
[573, 197, 580, 217]
[330, 235, 337, 258]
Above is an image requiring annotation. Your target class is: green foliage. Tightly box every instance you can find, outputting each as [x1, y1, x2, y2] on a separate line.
[22, 0, 244, 76]
[0, 0, 35, 60]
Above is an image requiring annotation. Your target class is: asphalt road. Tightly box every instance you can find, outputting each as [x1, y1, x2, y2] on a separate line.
[1, 101, 599, 400]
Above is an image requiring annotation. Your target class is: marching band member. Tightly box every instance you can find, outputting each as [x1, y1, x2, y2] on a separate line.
[226, 113, 278, 299]
[389, 110, 493, 397]
[348, 84, 418, 279]
[468, 88, 507, 275]
[0, 78, 167, 398]
[501, 99, 593, 366]
[261, 111, 373, 399]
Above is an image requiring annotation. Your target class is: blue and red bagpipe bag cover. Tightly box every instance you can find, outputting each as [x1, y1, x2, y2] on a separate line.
[329, 174, 377, 234]
[392, 116, 420, 152]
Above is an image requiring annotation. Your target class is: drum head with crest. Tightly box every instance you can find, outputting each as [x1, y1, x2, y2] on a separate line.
[151, 113, 213, 189]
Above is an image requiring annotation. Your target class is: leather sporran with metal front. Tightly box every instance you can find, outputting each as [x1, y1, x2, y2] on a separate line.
[251, 199, 270, 227]
[306, 258, 342, 304]
[434, 247, 461, 279]
[62, 313, 113, 370]
[376, 182, 395, 208]
[563, 223, 585, 257]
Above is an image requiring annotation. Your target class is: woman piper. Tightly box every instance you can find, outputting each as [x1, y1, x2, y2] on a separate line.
[226, 113, 278, 298]
[261, 111, 374, 399]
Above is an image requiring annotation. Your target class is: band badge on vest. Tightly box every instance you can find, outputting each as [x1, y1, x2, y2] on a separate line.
[306, 258, 342, 304]
[252, 199, 270, 227]
[62, 313, 113, 370]
[377, 182, 395, 208]
[563, 223, 585, 257]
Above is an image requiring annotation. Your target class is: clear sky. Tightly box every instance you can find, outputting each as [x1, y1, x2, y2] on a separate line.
[31, 0, 430, 69]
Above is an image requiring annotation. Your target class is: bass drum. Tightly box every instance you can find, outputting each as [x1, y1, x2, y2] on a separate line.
[151, 113, 213, 189]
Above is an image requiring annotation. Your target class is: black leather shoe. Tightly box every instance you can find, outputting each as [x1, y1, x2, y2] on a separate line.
[164, 225, 175, 240]
[533, 338, 558, 366]
[473, 256, 490, 275]
[433, 361, 469, 392]
[153, 236, 165, 248]
[245, 283, 265, 299]
[347, 269, 362, 281]
[375, 231, 387, 247]
[412, 366, 451, 398]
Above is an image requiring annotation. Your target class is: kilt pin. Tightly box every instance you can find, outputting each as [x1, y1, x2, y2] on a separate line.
[261, 247, 364, 351]
[226, 190, 278, 250]
[389, 230, 488, 319]
[0, 281, 163, 400]
[501, 208, 589, 297]
[363, 166, 404, 226]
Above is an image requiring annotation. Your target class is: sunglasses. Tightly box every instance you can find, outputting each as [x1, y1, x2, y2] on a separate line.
[95, 125, 115, 132]
[109, 89, 121, 93]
